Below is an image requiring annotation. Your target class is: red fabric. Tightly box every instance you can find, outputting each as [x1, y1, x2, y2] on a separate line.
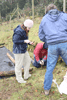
[34, 43, 47, 62]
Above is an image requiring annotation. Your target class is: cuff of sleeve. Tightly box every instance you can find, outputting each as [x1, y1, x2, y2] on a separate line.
[43, 59, 46, 62]
[28, 43, 31, 45]
[23, 40, 24, 43]
[37, 60, 40, 64]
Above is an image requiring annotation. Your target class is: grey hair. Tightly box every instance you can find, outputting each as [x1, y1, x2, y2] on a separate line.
[46, 4, 58, 13]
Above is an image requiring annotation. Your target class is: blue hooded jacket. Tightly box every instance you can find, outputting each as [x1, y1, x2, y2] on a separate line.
[39, 9, 67, 45]
[13, 25, 28, 53]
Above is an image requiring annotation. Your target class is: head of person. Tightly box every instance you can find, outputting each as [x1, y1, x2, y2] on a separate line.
[24, 19, 33, 31]
[46, 4, 58, 14]
[43, 42, 48, 50]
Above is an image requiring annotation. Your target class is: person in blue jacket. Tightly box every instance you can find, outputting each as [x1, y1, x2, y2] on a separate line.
[13, 19, 34, 83]
[39, 4, 67, 95]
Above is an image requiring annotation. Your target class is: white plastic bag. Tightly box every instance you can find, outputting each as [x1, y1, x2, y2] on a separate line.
[59, 80, 67, 94]
[53, 72, 67, 95]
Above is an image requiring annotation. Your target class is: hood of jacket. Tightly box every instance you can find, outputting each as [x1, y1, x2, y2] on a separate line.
[47, 9, 60, 22]
[14, 25, 22, 33]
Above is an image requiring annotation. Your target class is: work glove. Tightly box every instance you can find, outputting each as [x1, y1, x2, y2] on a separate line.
[24, 40, 31, 44]
[40, 60, 44, 65]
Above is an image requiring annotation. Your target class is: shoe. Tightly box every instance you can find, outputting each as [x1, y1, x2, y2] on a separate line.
[18, 80, 26, 83]
[16, 78, 26, 83]
[24, 74, 31, 80]
[28, 74, 31, 77]
[44, 90, 50, 95]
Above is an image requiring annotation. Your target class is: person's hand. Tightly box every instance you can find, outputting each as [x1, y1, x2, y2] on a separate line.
[40, 60, 44, 65]
[24, 40, 30, 44]
[29, 42, 34, 45]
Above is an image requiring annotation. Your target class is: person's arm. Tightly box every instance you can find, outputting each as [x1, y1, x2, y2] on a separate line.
[28, 41, 34, 45]
[34, 44, 43, 64]
[34, 49, 41, 63]
[13, 31, 30, 44]
[13, 31, 25, 44]
[38, 18, 46, 43]
[41, 50, 47, 65]
[42, 53, 47, 62]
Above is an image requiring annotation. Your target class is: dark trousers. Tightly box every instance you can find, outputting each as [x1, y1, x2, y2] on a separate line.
[33, 55, 47, 68]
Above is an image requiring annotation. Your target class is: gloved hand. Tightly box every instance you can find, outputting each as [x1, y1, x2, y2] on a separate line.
[40, 60, 44, 65]
[24, 40, 30, 44]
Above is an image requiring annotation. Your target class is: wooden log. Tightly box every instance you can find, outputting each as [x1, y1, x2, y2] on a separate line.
[0, 43, 5, 45]
[0, 68, 33, 77]
[0, 52, 33, 77]
[7, 52, 23, 69]
[7, 52, 15, 64]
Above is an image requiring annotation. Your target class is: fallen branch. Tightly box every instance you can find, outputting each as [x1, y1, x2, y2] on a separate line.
[0, 52, 33, 77]
[7, 52, 15, 64]
[0, 68, 33, 77]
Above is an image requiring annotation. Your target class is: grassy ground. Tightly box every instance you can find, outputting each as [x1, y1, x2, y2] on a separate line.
[0, 17, 67, 100]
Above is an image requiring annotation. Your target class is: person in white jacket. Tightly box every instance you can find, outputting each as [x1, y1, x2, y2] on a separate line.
[13, 19, 34, 83]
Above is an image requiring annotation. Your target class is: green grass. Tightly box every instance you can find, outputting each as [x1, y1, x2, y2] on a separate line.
[0, 17, 67, 100]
